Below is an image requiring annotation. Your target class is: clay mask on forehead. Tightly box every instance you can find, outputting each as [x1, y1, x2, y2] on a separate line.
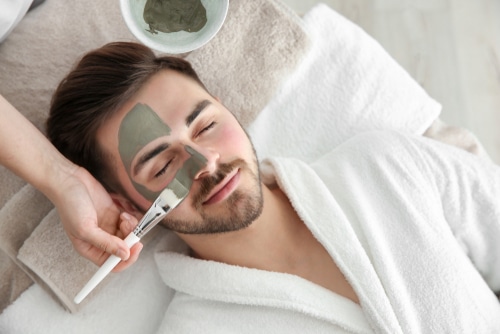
[118, 103, 171, 172]
[118, 103, 207, 201]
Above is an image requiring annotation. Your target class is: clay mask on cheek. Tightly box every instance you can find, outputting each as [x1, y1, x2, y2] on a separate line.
[118, 103, 208, 201]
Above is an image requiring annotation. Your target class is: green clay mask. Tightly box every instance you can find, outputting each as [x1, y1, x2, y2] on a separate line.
[143, 0, 207, 34]
[118, 103, 207, 201]
[168, 145, 207, 198]
[118, 103, 171, 172]
[174, 145, 207, 193]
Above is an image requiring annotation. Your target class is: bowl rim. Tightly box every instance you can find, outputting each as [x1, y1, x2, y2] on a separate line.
[119, 0, 229, 54]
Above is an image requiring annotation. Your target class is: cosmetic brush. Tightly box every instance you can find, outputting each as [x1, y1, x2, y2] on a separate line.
[74, 177, 189, 304]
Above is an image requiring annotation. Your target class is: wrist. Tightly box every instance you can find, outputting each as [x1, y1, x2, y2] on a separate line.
[37, 152, 81, 204]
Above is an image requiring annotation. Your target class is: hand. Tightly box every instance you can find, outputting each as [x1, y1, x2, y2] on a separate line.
[0, 95, 142, 271]
[53, 166, 143, 272]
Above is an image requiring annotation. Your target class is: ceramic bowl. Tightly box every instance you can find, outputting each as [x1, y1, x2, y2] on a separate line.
[120, 0, 229, 54]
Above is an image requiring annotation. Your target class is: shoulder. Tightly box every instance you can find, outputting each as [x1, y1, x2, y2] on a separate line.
[338, 130, 422, 155]
[317, 130, 427, 166]
[309, 130, 437, 186]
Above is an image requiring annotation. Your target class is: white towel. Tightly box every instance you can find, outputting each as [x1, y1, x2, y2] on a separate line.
[248, 4, 440, 163]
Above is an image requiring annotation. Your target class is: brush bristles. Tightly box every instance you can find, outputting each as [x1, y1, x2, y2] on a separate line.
[158, 177, 189, 208]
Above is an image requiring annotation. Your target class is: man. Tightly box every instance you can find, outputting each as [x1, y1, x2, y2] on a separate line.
[47, 42, 500, 333]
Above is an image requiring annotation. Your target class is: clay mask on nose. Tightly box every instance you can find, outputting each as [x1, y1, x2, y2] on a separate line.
[118, 103, 207, 201]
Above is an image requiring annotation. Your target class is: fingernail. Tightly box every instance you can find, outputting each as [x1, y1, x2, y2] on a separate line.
[121, 212, 131, 221]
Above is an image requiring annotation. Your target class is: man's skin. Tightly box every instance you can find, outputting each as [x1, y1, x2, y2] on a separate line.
[96, 69, 360, 304]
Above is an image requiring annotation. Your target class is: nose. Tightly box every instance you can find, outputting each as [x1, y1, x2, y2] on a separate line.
[185, 144, 219, 179]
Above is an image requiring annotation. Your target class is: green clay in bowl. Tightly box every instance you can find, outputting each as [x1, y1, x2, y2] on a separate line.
[143, 0, 207, 34]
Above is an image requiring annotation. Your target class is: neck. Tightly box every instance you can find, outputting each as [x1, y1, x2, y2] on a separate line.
[177, 184, 308, 271]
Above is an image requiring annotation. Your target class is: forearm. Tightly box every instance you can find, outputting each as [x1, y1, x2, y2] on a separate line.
[1, 95, 137, 264]
[0, 94, 77, 202]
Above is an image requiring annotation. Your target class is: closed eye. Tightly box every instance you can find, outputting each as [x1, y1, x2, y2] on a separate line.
[154, 160, 172, 178]
[198, 122, 216, 136]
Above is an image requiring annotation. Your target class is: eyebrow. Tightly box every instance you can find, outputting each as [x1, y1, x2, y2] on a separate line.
[186, 100, 211, 127]
[133, 142, 169, 176]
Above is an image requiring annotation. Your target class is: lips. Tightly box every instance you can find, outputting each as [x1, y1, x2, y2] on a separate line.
[203, 168, 240, 205]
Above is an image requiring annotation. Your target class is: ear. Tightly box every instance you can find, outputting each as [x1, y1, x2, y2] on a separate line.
[110, 193, 143, 220]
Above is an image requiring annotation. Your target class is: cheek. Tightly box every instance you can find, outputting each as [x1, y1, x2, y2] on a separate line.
[217, 122, 250, 154]
[116, 164, 154, 211]
[168, 200, 192, 219]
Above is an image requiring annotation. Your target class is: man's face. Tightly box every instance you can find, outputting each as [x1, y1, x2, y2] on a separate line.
[96, 70, 263, 234]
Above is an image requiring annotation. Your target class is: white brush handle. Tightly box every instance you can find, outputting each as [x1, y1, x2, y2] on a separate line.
[73, 232, 140, 304]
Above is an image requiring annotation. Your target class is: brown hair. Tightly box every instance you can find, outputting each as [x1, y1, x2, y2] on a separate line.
[46, 42, 206, 193]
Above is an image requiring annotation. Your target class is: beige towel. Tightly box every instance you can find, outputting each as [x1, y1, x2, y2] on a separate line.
[0, 250, 32, 313]
[18, 209, 108, 313]
[0, 0, 310, 313]
[0, 185, 53, 312]
[423, 118, 492, 161]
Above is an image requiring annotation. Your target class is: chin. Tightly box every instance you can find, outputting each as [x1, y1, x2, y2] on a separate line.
[163, 185, 263, 235]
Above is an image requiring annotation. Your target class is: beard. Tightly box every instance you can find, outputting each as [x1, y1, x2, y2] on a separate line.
[161, 156, 264, 234]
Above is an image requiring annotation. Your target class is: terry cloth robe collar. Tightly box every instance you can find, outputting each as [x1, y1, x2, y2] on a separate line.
[155, 231, 373, 333]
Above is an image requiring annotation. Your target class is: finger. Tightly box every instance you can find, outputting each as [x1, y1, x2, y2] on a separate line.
[119, 212, 138, 236]
[113, 242, 143, 272]
[72, 237, 104, 265]
[85, 227, 131, 262]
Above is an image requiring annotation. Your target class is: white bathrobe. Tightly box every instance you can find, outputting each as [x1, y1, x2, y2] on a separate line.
[154, 131, 500, 333]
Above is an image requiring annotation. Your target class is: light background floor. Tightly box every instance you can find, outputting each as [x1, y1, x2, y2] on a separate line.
[282, 0, 500, 163]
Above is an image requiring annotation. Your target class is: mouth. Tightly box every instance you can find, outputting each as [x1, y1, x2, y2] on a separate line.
[202, 168, 240, 205]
